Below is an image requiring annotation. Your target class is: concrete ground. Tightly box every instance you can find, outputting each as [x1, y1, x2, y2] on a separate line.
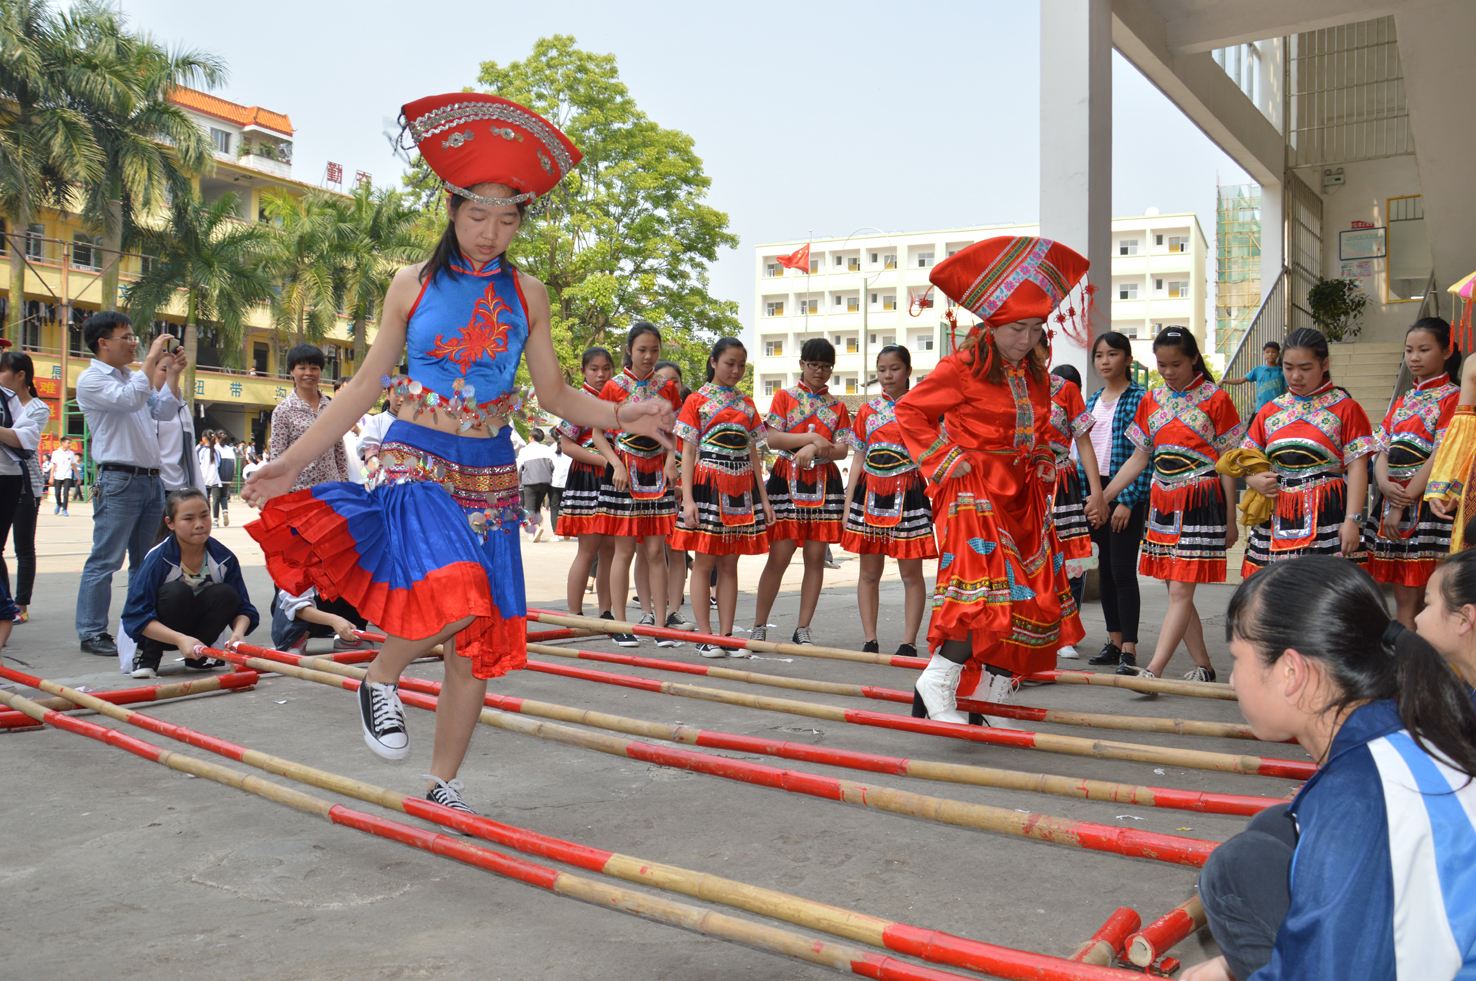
[3, 502, 1286, 979]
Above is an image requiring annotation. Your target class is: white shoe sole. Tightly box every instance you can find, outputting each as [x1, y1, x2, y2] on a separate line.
[362, 729, 409, 762]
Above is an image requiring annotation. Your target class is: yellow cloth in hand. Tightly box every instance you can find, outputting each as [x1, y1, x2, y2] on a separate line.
[1216, 447, 1274, 529]
[1425, 405, 1476, 551]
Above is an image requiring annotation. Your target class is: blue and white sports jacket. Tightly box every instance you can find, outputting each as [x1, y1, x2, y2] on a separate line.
[1253, 699, 1476, 980]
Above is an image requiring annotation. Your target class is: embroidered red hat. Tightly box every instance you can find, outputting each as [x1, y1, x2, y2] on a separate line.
[401, 93, 582, 205]
[929, 236, 1089, 327]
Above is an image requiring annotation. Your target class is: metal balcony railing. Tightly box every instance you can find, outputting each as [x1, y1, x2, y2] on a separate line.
[1222, 268, 1291, 421]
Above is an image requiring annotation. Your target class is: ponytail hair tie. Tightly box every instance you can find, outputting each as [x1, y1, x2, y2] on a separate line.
[1381, 621, 1406, 650]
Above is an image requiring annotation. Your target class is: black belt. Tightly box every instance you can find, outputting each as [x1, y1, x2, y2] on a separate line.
[99, 463, 160, 477]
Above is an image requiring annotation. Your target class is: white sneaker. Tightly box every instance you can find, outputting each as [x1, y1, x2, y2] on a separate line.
[696, 643, 726, 658]
[358, 679, 409, 761]
[1182, 666, 1218, 683]
[1057, 645, 1080, 660]
[914, 654, 967, 724]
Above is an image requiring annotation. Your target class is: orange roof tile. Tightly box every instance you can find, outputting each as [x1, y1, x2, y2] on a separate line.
[170, 86, 294, 137]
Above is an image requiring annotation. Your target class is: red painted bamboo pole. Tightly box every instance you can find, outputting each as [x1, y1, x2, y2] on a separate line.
[1125, 897, 1206, 967]
[517, 654, 1315, 780]
[218, 645, 1220, 867]
[0, 686, 1025, 981]
[6, 666, 1144, 981]
[230, 642, 1277, 817]
[1069, 907, 1141, 965]
[1028, 670, 1237, 701]
[0, 671, 259, 729]
[529, 644, 1264, 742]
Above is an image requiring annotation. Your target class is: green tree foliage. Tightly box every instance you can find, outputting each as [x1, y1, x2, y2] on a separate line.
[334, 183, 429, 366]
[404, 35, 739, 388]
[123, 188, 274, 397]
[261, 189, 350, 346]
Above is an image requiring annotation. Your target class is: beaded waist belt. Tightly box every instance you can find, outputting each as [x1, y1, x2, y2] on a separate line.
[383, 374, 526, 433]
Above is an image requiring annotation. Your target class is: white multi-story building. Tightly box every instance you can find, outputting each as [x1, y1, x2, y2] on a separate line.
[751, 213, 1206, 411]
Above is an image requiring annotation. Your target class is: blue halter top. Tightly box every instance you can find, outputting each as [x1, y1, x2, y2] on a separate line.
[405, 256, 529, 410]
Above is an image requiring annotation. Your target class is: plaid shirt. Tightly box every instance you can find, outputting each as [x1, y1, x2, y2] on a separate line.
[1078, 382, 1151, 510]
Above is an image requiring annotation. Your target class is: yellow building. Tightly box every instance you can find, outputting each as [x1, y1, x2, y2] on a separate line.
[0, 87, 370, 450]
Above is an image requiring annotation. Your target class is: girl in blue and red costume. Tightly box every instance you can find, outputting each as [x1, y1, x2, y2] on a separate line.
[894, 237, 1091, 725]
[242, 94, 673, 814]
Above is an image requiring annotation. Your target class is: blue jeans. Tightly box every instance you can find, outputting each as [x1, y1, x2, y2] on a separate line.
[75, 470, 164, 640]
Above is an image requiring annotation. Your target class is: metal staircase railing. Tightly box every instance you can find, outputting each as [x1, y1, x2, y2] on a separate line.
[1383, 271, 1442, 416]
[1221, 268, 1290, 422]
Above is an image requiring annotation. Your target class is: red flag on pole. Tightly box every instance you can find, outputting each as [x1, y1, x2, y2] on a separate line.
[776, 243, 811, 272]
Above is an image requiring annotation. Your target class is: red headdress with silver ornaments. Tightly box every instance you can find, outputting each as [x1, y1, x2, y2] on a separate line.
[400, 93, 582, 207]
[926, 236, 1091, 374]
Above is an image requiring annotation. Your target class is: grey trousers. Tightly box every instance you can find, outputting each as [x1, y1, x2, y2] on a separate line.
[1198, 803, 1297, 980]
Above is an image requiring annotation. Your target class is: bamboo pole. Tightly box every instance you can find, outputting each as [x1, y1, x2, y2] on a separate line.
[0, 671, 259, 729]
[529, 644, 1262, 741]
[1069, 907, 1141, 966]
[529, 608, 923, 667]
[1033, 670, 1237, 701]
[215, 646, 1219, 867]
[6, 666, 1143, 981]
[231, 643, 1279, 818]
[518, 649, 1314, 780]
[0, 687, 1028, 981]
[529, 610, 1239, 701]
[1125, 897, 1206, 967]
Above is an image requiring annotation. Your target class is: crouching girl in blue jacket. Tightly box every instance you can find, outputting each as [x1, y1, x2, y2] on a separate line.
[121, 488, 258, 678]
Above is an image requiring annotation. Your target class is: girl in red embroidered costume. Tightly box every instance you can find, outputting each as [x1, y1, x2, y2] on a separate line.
[749, 338, 852, 647]
[842, 345, 936, 657]
[1368, 317, 1464, 624]
[671, 338, 773, 654]
[1241, 328, 1374, 580]
[894, 237, 1087, 724]
[590, 322, 683, 648]
[1102, 327, 1241, 682]
[556, 346, 616, 617]
[242, 94, 673, 815]
[653, 360, 697, 634]
[1044, 363, 1107, 661]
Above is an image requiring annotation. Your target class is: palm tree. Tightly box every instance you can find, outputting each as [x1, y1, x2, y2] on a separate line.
[123, 189, 274, 399]
[336, 184, 424, 365]
[56, 3, 223, 310]
[261, 189, 348, 346]
[0, 0, 103, 340]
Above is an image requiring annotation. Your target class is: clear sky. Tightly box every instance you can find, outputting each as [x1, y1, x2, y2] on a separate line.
[116, 0, 1251, 324]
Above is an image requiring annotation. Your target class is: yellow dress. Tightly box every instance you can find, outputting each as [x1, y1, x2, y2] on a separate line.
[1425, 405, 1476, 551]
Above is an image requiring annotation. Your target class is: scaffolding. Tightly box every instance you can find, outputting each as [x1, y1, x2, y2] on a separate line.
[1216, 183, 1263, 357]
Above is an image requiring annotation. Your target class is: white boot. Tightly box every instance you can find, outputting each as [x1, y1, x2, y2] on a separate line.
[971, 671, 1019, 728]
[914, 653, 967, 724]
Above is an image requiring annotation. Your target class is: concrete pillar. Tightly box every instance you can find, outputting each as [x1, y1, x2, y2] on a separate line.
[1260, 175, 1286, 298]
[1040, 0, 1113, 386]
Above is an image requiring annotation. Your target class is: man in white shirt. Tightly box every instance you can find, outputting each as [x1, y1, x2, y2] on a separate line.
[48, 439, 78, 515]
[517, 428, 556, 543]
[74, 312, 185, 657]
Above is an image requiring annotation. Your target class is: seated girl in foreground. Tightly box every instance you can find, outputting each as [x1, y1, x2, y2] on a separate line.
[1184, 554, 1476, 980]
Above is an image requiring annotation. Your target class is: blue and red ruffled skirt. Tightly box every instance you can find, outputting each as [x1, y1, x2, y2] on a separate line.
[248, 421, 527, 679]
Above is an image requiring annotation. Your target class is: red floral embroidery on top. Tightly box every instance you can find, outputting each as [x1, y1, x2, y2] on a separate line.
[428, 286, 513, 374]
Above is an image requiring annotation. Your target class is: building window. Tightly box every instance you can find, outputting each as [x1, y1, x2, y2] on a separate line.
[882, 254, 896, 269]
[1168, 235, 1189, 253]
[843, 375, 858, 395]
[764, 339, 783, 357]
[844, 336, 858, 353]
[847, 257, 860, 272]
[869, 252, 878, 263]
[763, 378, 779, 396]
[765, 262, 781, 277]
[210, 127, 232, 154]
[765, 300, 785, 317]
[916, 333, 935, 352]
[845, 296, 859, 312]
[881, 334, 895, 346]
[869, 292, 878, 305]
[1118, 283, 1139, 300]
[25, 223, 44, 260]
[832, 335, 842, 345]
[138, 253, 156, 275]
[1154, 233, 1164, 246]
[809, 258, 820, 274]
[1118, 239, 1139, 256]
[72, 232, 103, 270]
[1167, 280, 1189, 299]
[881, 295, 897, 312]
[800, 297, 819, 315]
[916, 251, 934, 268]
[834, 255, 845, 268]
[1154, 278, 1164, 292]
[869, 333, 878, 345]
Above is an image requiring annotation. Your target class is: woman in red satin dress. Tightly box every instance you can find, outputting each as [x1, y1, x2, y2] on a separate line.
[895, 236, 1095, 725]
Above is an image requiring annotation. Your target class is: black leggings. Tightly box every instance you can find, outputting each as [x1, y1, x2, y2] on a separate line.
[54, 477, 74, 510]
[5, 485, 40, 605]
[1090, 491, 1147, 644]
[139, 580, 241, 659]
[1198, 804, 1296, 980]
